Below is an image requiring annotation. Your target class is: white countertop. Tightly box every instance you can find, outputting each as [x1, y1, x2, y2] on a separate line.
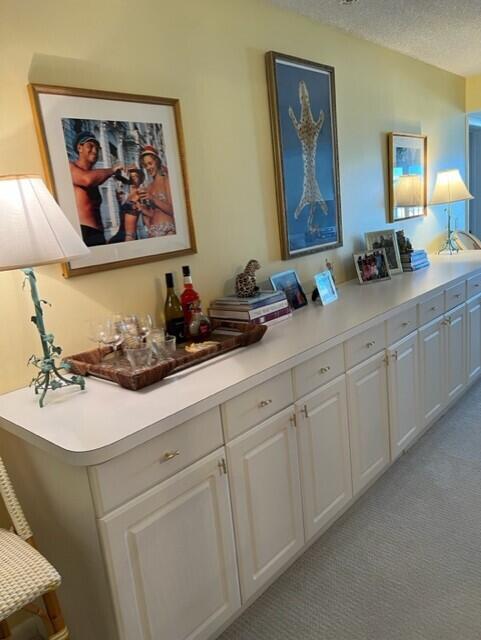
[1, 253, 481, 466]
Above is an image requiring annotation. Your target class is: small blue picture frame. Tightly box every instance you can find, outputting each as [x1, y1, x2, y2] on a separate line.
[270, 269, 307, 310]
[314, 270, 338, 305]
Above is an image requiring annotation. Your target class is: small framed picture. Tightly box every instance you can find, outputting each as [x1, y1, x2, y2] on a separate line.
[270, 269, 308, 310]
[354, 249, 391, 285]
[364, 229, 402, 275]
[314, 270, 338, 305]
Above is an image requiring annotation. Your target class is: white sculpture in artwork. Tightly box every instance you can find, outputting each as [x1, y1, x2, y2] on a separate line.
[288, 80, 328, 236]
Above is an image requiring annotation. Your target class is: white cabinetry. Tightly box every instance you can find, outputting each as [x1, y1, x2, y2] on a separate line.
[226, 407, 304, 601]
[296, 375, 352, 541]
[347, 352, 390, 495]
[99, 449, 240, 640]
[419, 316, 445, 426]
[445, 304, 467, 403]
[387, 332, 421, 460]
[467, 295, 481, 383]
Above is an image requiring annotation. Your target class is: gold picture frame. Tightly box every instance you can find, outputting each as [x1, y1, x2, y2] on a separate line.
[388, 132, 427, 222]
[28, 83, 196, 277]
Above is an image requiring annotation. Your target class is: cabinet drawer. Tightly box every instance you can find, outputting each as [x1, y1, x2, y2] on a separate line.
[344, 323, 385, 369]
[418, 291, 444, 326]
[90, 407, 223, 515]
[445, 281, 466, 311]
[292, 344, 344, 399]
[222, 371, 293, 441]
[386, 306, 418, 345]
[467, 273, 481, 299]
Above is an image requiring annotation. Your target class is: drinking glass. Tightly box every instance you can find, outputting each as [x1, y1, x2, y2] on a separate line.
[124, 345, 153, 370]
[87, 321, 107, 350]
[137, 314, 154, 342]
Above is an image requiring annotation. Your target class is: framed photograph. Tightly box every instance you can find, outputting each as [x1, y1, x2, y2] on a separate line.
[266, 51, 343, 260]
[270, 269, 308, 310]
[314, 270, 338, 305]
[364, 229, 402, 275]
[388, 132, 427, 222]
[354, 249, 391, 285]
[28, 84, 196, 277]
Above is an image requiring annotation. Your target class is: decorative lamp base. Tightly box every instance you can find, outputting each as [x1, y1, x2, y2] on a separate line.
[22, 268, 85, 407]
[438, 233, 459, 255]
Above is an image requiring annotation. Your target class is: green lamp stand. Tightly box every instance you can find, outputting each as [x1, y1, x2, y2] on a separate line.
[0, 175, 90, 407]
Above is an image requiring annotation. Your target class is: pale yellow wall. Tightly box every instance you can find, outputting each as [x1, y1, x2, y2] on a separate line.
[466, 75, 481, 112]
[0, 0, 466, 394]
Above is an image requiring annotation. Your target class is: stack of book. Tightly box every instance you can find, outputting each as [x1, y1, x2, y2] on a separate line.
[401, 249, 430, 272]
[208, 290, 291, 326]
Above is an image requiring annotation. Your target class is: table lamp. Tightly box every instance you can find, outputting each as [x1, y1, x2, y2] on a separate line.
[431, 169, 473, 255]
[0, 175, 90, 407]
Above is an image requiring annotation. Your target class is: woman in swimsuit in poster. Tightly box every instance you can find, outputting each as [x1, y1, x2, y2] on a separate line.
[138, 145, 176, 237]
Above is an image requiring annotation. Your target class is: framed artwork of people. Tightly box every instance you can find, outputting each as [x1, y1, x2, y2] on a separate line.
[28, 84, 196, 277]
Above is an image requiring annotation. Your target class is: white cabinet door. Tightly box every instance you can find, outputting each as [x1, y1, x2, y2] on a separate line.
[347, 352, 390, 495]
[387, 332, 421, 460]
[227, 407, 304, 601]
[99, 449, 240, 640]
[467, 296, 481, 383]
[419, 316, 445, 426]
[445, 304, 467, 403]
[296, 375, 352, 541]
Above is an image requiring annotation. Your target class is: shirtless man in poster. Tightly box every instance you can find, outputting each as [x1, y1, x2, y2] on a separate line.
[69, 131, 123, 246]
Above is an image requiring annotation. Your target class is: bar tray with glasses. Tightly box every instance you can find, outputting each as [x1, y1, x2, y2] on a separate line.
[65, 320, 267, 391]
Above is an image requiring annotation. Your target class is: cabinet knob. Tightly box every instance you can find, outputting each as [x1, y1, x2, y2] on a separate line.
[474, 284, 480, 288]
[401, 321, 410, 327]
[162, 450, 180, 462]
[366, 340, 376, 348]
[258, 399, 273, 408]
[430, 306, 437, 312]
[318, 366, 331, 374]
[454, 294, 461, 299]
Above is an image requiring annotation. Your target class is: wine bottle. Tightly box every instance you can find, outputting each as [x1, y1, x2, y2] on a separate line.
[180, 265, 201, 333]
[164, 272, 185, 342]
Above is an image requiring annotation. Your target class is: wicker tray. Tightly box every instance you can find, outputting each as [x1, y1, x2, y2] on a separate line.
[65, 320, 267, 391]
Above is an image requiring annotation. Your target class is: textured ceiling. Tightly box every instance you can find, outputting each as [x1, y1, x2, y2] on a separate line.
[269, 0, 481, 77]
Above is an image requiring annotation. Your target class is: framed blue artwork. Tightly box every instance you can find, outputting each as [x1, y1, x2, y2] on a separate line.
[314, 270, 338, 306]
[266, 52, 343, 259]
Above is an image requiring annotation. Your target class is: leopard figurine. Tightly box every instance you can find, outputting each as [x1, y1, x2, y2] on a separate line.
[235, 259, 261, 298]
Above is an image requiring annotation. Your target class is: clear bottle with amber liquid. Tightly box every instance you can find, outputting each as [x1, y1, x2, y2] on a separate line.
[180, 265, 201, 337]
[164, 272, 185, 342]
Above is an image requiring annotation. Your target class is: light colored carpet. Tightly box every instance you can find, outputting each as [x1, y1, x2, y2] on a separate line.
[220, 380, 481, 640]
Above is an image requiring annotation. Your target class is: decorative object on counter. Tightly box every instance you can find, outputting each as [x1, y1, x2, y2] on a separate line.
[395, 230, 413, 255]
[66, 320, 267, 391]
[0, 175, 89, 407]
[124, 345, 153, 370]
[325, 257, 335, 284]
[265, 51, 343, 259]
[354, 249, 391, 284]
[235, 259, 261, 298]
[453, 229, 481, 250]
[209, 290, 290, 326]
[430, 169, 473, 255]
[180, 265, 201, 335]
[270, 269, 308, 309]
[401, 249, 430, 272]
[364, 228, 402, 275]
[164, 272, 185, 341]
[28, 84, 196, 277]
[313, 270, 338, 305]
[388, 132, 427, 221]
[188, 302, 212, 340]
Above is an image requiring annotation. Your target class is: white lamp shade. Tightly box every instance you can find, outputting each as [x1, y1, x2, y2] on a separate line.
[430, 169, 473, 205]
[0, 175, 89, 270]
[394, 174, 423, 207]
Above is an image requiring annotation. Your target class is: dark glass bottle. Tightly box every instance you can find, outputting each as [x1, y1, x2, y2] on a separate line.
[164, 272, 185, 342]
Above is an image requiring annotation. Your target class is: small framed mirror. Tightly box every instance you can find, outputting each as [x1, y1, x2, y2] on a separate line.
[388, 132, 427, 222]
